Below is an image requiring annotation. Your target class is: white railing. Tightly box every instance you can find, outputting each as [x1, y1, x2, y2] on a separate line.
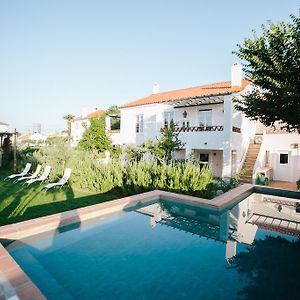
[237, 137, 252, 172]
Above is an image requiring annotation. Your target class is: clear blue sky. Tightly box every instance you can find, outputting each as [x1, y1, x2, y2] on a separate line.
[0, 0, 298, 133]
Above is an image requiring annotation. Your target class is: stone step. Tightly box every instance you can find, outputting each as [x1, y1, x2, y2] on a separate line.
[244, 159, 256, 164]
[246, 151, 260, 155]
[244, 163, 254, 167]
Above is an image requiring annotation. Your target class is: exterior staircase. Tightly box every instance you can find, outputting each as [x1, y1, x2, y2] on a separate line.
[240, 143, 261, 183]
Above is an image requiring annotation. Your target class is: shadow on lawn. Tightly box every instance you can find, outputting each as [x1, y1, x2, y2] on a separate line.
[0, 176, 120, 226]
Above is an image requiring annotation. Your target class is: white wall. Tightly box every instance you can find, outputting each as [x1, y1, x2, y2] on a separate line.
[119, 103, 173, 145]
[71, 119, 91, 146]
[109, 131, 123, 145]
[256, 133, 300, 182]
[230, 86, 256, 173]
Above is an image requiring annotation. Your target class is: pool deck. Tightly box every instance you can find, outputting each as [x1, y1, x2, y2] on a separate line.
[0, 183, 272, 300]
[268, 180, 297, 191]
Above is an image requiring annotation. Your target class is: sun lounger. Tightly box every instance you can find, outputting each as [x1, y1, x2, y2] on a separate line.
[16, 164, 42, 183]
[26, 165, 51, 185]
[4, 163, 32, 180]
[44, 168, 72, 190]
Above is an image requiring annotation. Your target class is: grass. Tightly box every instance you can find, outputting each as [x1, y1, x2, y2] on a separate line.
[0, 169, 121, 226]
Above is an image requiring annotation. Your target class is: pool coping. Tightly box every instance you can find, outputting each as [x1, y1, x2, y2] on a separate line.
[0, 184, 254, 241]
[0, 183, 256, 300]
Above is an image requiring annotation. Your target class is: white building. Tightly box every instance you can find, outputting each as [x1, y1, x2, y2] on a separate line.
[113, 64, 257, 178]
[71, 108, 105, 147]
[253, 124, 300, 183]
[0, 121, 8, 133]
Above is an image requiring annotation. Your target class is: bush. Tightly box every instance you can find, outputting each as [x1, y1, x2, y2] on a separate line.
[297, 179, 300, 190]
[20, 143, 245, 199]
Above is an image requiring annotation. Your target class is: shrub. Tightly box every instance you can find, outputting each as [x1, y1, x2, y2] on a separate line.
[297, 179, 300, 190]
[22, 144, 243, 200]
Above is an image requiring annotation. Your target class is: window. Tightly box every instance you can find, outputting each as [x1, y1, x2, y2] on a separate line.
[199, 109, 212, 127]
[182, 121, 190, 128]
[136, 115, 144, 133]
[200, 153, 209, 164]
[164, 111, 174, 128]
[280, 153, 288, 164]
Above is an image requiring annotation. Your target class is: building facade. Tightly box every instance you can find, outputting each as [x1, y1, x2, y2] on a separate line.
[114, 64, 257, 178]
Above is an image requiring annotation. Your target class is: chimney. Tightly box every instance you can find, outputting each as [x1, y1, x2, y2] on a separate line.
[81, 106, 88, 118]
[152, 82, 160, 94]
[231, 63, 242, 87]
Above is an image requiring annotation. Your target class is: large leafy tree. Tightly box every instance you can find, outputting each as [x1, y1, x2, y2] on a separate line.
[234, 14, 300, 132]
[79, 116, 112, 152]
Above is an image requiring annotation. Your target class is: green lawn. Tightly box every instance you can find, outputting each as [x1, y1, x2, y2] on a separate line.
[0, 170, 120, 226]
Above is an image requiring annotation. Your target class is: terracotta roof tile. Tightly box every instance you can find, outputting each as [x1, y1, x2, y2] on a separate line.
[120, 79, 250, 108]
[74, 109, 105, 121]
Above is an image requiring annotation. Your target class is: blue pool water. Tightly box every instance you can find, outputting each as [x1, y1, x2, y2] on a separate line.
[5, 193, 300, 300]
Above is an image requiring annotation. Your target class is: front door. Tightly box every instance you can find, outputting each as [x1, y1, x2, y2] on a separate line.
[274, 152, 291, 181]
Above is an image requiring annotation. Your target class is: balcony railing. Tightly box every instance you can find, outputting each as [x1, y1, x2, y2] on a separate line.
[161, 125, 241, 133]
[175, 125, 224, 133]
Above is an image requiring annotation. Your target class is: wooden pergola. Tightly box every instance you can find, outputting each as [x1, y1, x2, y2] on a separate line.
[169, 94, 226, 108]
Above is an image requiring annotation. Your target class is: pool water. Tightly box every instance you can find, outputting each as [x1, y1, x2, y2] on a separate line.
[6, 193, 300, 300]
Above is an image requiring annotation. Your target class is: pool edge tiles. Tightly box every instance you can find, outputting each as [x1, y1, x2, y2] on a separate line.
[0, 243, 46, 300]
[0, 186, 254, 241]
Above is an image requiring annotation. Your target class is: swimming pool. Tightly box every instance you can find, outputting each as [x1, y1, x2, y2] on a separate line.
[4, 191, 300, 299]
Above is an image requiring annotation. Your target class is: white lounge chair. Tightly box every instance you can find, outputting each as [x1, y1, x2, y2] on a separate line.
[16, 164, 42, 183]
[44, 168, 72, 190]
[4, 163, 32, 180]
[26, 165, 51, 185]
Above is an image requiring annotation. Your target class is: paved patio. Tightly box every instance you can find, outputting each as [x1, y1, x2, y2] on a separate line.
[268, 181, 298, 191]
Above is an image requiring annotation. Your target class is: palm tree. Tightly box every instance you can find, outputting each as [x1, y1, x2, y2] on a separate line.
[63, 114, 75, 138]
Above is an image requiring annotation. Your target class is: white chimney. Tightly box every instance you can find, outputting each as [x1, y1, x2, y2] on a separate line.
[152, 82, 160, 94]
[231, 63, 242, 87]
[81, 106, 88, 118]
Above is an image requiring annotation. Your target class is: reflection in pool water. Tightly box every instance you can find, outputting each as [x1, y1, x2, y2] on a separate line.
[6, 192, 300, 300]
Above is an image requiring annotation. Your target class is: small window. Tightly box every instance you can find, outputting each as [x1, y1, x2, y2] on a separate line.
[200, 153, 209, 163]
[280, 153, 288, 164]
[136, 115, 144, 133]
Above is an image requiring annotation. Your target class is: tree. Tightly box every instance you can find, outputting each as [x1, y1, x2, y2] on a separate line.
[78, 116, 112, 152]
[106, 105, 119, 116]
[106, 105, 120, 130]
[63, 114, 75, 138]
[234, 14, 300, 132]
[146, 125, 184, 164]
